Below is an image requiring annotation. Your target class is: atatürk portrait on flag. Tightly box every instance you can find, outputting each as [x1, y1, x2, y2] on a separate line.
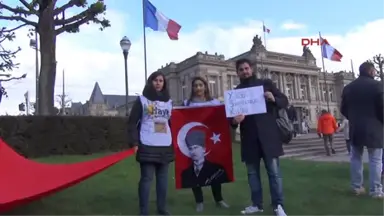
[180, 129, 229, 188]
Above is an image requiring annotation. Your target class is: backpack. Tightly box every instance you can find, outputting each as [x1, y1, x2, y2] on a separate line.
[276, 108, 294, 144]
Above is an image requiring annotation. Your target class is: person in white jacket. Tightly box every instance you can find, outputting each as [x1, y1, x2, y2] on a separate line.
[337, 118, 351, 154]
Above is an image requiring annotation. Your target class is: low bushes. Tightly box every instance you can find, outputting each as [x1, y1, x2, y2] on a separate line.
[0, 116, 130, 158]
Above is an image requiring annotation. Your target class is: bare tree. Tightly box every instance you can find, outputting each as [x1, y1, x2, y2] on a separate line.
[367, 54, 384, 81]
[0, 25, 22, 72]
[0, 73, 27, 100]
[0, 0, 110, 115]
[56, 94, 71, 115]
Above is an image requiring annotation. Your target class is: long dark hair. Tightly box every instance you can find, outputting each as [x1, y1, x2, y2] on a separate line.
[186, 76, 213, 105]
[142, 71, 170, 102]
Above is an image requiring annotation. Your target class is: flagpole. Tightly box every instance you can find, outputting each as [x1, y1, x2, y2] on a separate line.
[350, 59, 355, 73]
[262, 21, 267, 50]
[318, 31, 330, 112]
[142, 0, 148, 83]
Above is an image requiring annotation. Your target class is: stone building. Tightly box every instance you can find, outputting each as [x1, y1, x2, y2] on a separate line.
[70, 82, 137, 116]
[156, 35, 355, 129]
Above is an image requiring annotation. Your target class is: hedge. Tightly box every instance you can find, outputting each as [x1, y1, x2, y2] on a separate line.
[0, 116, 130, 158]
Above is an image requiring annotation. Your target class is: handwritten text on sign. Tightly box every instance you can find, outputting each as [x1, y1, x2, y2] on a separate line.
[224, 86, 267, 117]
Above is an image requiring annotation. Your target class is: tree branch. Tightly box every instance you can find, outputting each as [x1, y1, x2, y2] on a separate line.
[18, 0, 37, 12]
[0, 73, 26, 82]
[55, 16, 91, 35]
[0, 2, 35, 15]
[54, 1, 109, 35]
[55, 9, 88, 26]
[0, 15, 37, 27]
[1, 24, 28, 33]
[55, 1, 104, 26]
[53, 0, 83, 16]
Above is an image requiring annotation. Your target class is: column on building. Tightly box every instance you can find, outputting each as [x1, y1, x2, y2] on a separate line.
[284, 74, 294, 100]
[294, 74, 300, 100]
[206, 74, 219, 98]
[307, 75, 313, 101]
[299, 75, 308, 101]
[271, 72, 279, 88]
[279, 71, 287, 94]
[219, 73, 224, 98]
[294, 74, 302, 100]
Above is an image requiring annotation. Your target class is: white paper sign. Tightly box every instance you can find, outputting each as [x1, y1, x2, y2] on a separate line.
[224, 86, 267, 117]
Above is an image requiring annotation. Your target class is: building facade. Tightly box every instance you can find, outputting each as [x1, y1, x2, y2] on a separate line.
[70, 82, 137, 116]
[156, 35, 355, 129]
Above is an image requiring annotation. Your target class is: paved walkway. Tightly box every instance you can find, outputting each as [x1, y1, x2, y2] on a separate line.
[302, 151, 369, 163]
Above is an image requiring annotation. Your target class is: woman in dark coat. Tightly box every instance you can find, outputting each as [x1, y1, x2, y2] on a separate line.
[127, 72, 173, 215]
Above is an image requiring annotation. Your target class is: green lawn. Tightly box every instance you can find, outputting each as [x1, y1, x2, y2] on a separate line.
[7, 146, 384, 215]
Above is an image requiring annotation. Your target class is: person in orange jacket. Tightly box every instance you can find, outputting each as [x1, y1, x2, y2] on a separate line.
[317, 110, 338, 156]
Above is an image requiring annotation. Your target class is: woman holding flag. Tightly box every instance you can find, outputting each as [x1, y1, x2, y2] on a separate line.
[181, 76, 230, 212]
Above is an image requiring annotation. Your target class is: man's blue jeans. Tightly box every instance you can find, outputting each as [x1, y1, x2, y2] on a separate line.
[246, 157, 284, 209]
[138, 162, 169, 215]
[350, 145, 383, 195]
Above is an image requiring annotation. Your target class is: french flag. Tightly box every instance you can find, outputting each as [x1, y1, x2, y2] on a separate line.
[143, 0, 182, 40]
[321, 37, 343, 62]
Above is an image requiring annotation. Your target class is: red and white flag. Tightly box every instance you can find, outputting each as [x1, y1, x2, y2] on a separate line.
[171, 105, 234, 189]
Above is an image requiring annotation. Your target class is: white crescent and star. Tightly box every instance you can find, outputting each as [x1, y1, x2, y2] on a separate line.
[210, 133, 221, 144]
[177, 122, 221, 158]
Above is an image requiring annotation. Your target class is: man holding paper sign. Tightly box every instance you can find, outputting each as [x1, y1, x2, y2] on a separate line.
[228, 58, 288, 216]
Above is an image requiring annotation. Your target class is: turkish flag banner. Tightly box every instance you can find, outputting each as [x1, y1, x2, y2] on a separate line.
[171, 105, 234, 189]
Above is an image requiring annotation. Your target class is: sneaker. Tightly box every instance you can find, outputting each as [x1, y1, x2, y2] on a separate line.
[331, 149, 336, 154]
[240, 205, 263, 214]
[371, 193, 384, 199]
[274, 205, 287, 216]
[370, 191, 384, 199]
[196, 203, 204, 212]
[216, 200, 230, 208]
[353, 187, 366, 195]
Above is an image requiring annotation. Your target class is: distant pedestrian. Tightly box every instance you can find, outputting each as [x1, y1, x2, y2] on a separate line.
[341, 61, 383, 198]
[337, 117, 351, 154]
[301, 116, 310, 134]
[286, 105, 298, 137]
[317, 110, 338, 156]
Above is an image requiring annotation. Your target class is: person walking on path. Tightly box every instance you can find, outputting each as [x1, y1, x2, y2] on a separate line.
[317, 110, 338, 156]
[337, 118, 351, 154]
[341, 61, 383, 198]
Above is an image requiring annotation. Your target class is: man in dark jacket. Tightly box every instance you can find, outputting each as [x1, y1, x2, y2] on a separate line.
[229, 58, 288, 216]
[341, 61, 383, 198]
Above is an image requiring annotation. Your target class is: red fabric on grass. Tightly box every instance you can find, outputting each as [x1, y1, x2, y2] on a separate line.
[0, 139, 134, 213]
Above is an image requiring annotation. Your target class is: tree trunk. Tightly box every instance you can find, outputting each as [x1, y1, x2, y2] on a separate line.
[37, 4, 57, 115]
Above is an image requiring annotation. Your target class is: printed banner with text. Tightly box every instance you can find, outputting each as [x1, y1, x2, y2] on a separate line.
[171, 105, 234, 189]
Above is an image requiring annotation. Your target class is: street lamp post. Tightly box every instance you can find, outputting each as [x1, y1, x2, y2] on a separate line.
[120, 36, 131, 116]
[29, 30, 39, 115]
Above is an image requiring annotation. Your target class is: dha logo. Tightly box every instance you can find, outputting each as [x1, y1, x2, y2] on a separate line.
[301, 38, 329, 46]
